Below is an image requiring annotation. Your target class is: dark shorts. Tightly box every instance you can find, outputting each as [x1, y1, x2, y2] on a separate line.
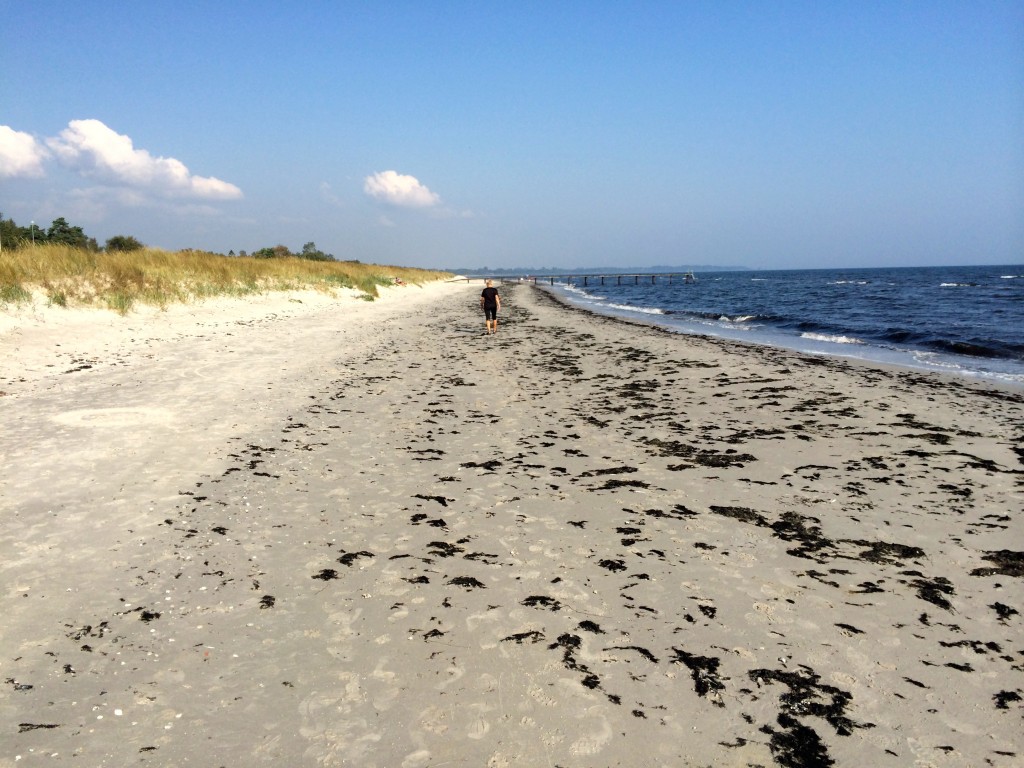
[484, 305, 498, 320]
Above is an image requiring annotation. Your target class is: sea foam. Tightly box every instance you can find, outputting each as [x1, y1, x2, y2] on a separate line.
[800, 332, 864, 345]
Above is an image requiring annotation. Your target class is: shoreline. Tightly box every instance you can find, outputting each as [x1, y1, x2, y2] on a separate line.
[535, 271, 1024, 391]
[2, 282, 1022, 767]
[536, 282, 1024, 396]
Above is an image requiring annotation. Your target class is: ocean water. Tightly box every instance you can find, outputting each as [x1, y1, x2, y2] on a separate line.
[543, 265, 1024, 388]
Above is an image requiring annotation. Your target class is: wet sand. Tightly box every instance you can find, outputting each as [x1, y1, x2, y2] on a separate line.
[2, 281, 1022, 767]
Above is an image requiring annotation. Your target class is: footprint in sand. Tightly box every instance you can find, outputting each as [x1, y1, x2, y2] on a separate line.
[437, 664, 465, 690]
[528, 684, 559, 707]
[749, 601, 794, 625]
[832, 671, 859, 687]
[466, 609, 500, 632]
[299, 681, 380, 758]
[571, 716, 613, 755]
[418, 705, 449, 735]
[401, 749, 432, 768]
[466, 704, 492, 739]
[326, 606, 364, 639]
[476, 672, 500, 693]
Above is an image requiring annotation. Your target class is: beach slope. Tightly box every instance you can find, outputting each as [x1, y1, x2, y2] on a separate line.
[2, 282, 1021, 767]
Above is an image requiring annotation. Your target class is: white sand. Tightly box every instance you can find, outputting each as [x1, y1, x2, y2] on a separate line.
[2, 281, 1021, 767]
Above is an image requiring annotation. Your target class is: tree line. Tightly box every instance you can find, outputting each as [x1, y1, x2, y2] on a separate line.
[0, 213, 339, 261]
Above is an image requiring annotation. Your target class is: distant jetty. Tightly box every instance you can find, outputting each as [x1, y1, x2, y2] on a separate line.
[462, 271, 697, 285]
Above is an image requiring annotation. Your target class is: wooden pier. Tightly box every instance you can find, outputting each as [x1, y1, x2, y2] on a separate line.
[463, 272, 696, 286]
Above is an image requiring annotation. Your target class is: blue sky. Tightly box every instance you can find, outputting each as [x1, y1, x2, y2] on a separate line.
[2, 1, 1021, 270]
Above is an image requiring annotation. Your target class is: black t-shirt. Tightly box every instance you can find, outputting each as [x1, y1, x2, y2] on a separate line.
[481, 287, 499, 307]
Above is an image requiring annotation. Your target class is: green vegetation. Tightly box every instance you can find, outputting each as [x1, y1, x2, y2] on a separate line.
[1, 284, 32, 304]
[0, 213, 451, 315]
[105, 235, 145, 252]
[249, 241, 336, 262]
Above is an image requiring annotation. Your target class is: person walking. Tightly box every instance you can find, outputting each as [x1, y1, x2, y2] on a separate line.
[480, 279, 500, 334]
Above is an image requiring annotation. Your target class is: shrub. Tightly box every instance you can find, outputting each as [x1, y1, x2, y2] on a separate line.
[106, 235, 145, 252]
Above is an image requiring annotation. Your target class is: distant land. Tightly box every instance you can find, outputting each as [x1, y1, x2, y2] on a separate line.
[444, 265, 750, 276]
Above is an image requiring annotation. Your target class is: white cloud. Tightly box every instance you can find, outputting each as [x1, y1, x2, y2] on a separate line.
[364, 170, 440, 208]
[46, 119, 242, 200]
[0, 125, 48, 178]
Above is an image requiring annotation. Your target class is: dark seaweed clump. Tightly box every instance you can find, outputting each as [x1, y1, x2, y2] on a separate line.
[761, 714, 835, 768]
[856, 541, 925, 565]
[502, 630, 545, 644]
[750, 668, 874, 737]
[993, 690, 1022, 710]
[709, 505, 767, 525]
[990, 602, 1018, 622]
[903, 573, 956, 610]
[670, 648, 725, 705]
[970, 551, 1024, 578]
[338, 550, 374, 566]
[522, 595, 562, 611]
[448, 576, 486, 589]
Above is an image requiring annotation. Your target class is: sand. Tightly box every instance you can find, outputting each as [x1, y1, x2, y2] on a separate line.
[1, 281, 1022, 768]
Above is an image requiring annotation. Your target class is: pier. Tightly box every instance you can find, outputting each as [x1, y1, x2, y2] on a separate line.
[463, 272, 696, 286]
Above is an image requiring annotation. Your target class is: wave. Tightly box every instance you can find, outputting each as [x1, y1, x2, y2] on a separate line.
[929, 339, 1016, 360]
[606, 302, 664, 315]
[715, 314, 760, 325]
[561, 284, 605, 300]
[940, 282, 980, 288]
[801, 332, 865, 345]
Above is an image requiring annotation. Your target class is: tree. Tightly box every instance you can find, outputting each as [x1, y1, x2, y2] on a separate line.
[105, 235, 144, 252]
[46, 217, 89, 248]
[299, 241, 335, 261]
[250, 243, 335, 261]
[0, 212, 21, 250]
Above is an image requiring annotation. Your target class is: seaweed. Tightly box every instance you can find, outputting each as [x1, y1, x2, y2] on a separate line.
[709, 505, 767, 526]
[855, 541, 926, 565]
[522, 595, 562, 611]
[337, 550, 374, 566]
[971, 550, 1024, 578]
[670, 648, 725, 704]
[502, 630, 545, 644]
[749, 667, 874, 737]
[448, 576, 486, 589]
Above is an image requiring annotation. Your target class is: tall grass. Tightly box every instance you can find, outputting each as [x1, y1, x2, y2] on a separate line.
[0, 244, 452, 314]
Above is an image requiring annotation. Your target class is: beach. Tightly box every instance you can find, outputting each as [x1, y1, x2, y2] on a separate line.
[2, 281, 1021, 767]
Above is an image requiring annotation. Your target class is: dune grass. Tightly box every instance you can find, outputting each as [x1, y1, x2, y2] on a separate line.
[0, 244, 452, 314]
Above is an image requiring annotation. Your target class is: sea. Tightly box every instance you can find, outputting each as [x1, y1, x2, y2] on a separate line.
[542, 265, 1024, 389]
